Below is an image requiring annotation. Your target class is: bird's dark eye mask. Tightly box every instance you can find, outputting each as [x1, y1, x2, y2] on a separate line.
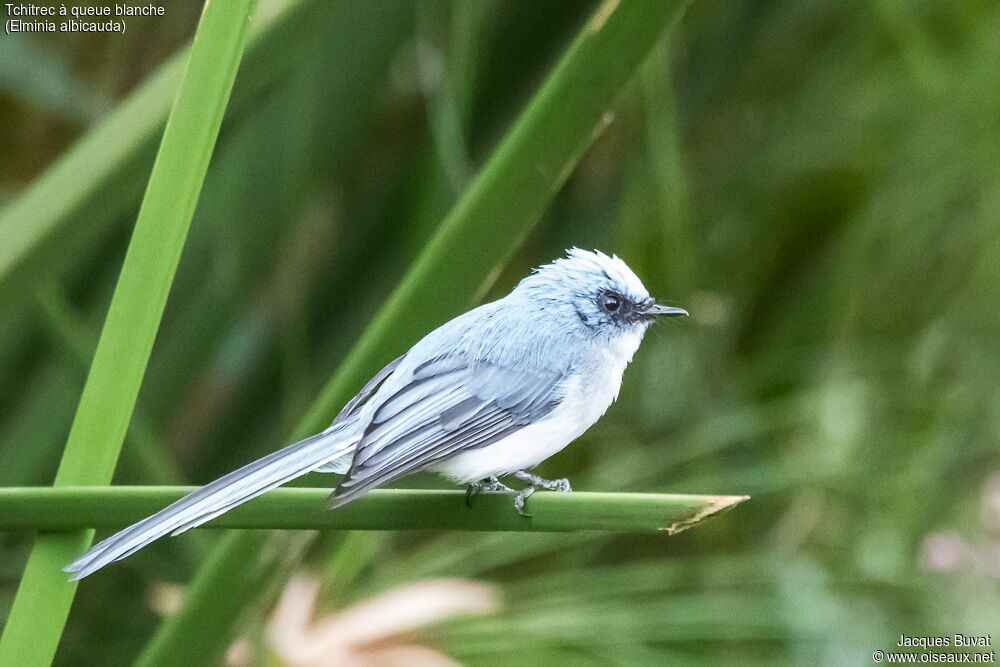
[596, 289, 641, 324]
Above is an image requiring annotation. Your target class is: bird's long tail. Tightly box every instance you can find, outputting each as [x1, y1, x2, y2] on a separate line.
[64, 422, 359, 581]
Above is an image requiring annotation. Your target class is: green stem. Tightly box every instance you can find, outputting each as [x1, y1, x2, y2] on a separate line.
[0, 487, 748, 534]
[0, 1, 258, 664]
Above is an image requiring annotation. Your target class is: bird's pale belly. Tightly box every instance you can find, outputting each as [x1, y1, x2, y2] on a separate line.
[431, 360, 627, 483]
[431, 413, 584, 482]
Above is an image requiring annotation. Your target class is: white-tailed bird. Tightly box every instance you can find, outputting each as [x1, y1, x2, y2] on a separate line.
[65, 248, 687, 579]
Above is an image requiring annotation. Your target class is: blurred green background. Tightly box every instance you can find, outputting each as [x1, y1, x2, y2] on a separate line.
[2, 0, 999, 664]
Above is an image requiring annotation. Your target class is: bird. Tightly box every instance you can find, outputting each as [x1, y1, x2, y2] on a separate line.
[64, 248, 688, 580]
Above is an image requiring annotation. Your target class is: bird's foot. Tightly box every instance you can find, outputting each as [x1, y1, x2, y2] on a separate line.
[513, 470, 571, 492]
[465, 476, 514, 508]
[512, 471, 572, 517]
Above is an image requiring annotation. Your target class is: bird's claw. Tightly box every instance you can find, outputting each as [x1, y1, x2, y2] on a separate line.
[465, 476, 514, 508]
[514, 486, 535, 517]
[466, 472, 571, 515]
[511, 471, 571, 517]
[513, 470, 571, 493]
[548, 478, 572, 492]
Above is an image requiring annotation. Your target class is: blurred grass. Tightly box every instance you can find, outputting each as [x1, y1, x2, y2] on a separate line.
[0, 0, 258, 663]
[2, 0, 1000, 664]
[0, 0, 330, 300]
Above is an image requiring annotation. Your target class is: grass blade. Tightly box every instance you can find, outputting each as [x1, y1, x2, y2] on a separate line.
[0, 487, 748, 534]
[0, 1, 258, 664]
[137, 2, 695, 665]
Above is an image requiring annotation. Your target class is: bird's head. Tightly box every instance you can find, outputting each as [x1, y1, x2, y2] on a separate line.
[514, 248, 687, 341]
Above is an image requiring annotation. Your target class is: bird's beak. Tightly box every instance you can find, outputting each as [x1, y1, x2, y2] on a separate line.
[645, 303, 689, 317]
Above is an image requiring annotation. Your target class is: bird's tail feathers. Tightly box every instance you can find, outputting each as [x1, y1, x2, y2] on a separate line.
[64, 422, 358, 580]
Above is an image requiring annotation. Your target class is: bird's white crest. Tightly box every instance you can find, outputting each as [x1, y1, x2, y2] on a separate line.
[526, 247, 650, 302]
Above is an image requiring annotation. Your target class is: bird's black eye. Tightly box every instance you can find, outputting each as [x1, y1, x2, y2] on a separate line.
[598, 292, 622, 313]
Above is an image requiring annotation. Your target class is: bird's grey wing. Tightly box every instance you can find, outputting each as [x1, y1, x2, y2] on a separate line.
[332, 354, 405, 422]
[329, 353, 566, 507]
[312, 353, 404, 474]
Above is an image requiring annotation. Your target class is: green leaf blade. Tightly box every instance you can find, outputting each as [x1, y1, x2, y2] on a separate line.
[0, 1, 258, 664]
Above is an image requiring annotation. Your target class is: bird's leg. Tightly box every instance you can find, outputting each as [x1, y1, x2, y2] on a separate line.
[465, 475, 514, 508]
[513, 470, 572, 492]
[511, 471, 572, 517]
[513, 486, 535, 517]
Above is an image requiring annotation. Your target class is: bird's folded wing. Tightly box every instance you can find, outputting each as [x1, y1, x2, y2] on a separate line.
[329, 353, 565, 506]
[332, 354, 405, 423]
